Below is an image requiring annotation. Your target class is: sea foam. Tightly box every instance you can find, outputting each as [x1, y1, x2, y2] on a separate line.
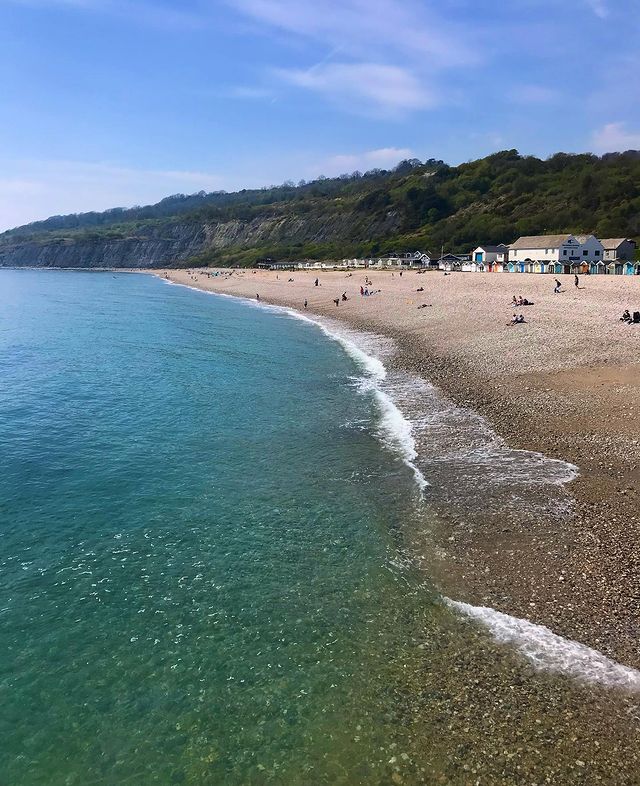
[162, 279, 637, 693]
[445, 598, 640, 692]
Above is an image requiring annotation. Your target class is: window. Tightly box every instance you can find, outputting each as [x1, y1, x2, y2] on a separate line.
[563, 249, 568, 256]
[583, 249, 588, 256]
[595, 250, 600, 256]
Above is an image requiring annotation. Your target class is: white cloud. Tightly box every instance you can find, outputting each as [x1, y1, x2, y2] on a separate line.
[230, 0, 476, 114]
[0, 160, 225, 232]
[276, 63, 435, 113]
[314, 147, 414, 177]
[591, 122, 640, 153]
[585, 0, 608, 17]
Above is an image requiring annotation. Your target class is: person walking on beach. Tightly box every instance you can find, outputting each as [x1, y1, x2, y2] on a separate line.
[256, 294, 260, 301]
[304, 299, 308, 309]
[333, 298, 340, 307]
[574, 274, 579, 289]
[554, 278, 561, 294]
[314, 278, 319, 287]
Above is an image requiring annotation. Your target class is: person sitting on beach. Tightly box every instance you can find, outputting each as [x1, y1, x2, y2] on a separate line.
[364, 288, 369, 296]
[417, 304, 432, 309]
[288, 277, 294, 282]
[416, 287, 424, 292]
[621, 309, 632, 323]
[360, 286, 364, 296]
[341, 292, 348, 301]
[511, 295, 518, 306]
[516, 314, 526, 323]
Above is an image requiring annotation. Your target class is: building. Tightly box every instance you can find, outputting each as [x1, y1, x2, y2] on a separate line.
[471, 244, 509, 270]
[600, 238, 637, 263]
[508, 234, 603, 273]
[437, 253, 472, 272]
[574, 235, 605, 266]
[373, 251, 430, 268]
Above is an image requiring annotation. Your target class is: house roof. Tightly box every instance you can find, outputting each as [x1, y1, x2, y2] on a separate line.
[575, 235, 594, 243]
[475, 244, 507, 253]
[510, 234, 573, 249]
[600, 238, 635, 249]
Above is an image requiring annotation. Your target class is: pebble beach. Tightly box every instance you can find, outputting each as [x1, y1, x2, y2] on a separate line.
[152, 266, 640, 783]
[156, 266, 640, 668]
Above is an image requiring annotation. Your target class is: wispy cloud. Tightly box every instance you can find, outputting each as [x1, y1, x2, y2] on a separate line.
[275, 63, 435, 113]
[0, 160, 225, 231]
[591, 122, 640, 153]
[585, 0, 608, 17]
[229, 0, 477, 113]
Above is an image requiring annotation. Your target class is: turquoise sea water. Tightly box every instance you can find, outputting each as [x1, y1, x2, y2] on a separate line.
[0, 270, 456, 784]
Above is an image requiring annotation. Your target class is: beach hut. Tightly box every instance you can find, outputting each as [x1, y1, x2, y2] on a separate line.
[623, 261, 635, 275]
[506, 261, 516, 273]
[590, 260, 606, 274]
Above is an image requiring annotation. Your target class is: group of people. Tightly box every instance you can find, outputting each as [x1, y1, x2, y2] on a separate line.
[507, 313, 527, 325]
[620, 309, 640, 324]
[511, 294, 533, 306]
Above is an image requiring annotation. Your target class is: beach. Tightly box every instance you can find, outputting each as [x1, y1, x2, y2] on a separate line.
[155, 267, 640, 671]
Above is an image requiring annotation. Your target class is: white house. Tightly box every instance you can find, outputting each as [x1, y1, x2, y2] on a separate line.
[375, 251, 430, 268]
[471, 244, 509, 267]
[575, 235, 605, 264]
[509, 235, 583, 267]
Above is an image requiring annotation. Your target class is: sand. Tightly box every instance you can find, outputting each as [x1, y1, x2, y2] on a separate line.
[153, 267, 640, 670]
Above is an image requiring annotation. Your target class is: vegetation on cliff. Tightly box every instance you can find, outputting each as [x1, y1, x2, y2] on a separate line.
[1, 149, 639, 267]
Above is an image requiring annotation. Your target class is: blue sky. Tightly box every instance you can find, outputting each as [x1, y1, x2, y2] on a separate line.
[1, 0, 639, 230]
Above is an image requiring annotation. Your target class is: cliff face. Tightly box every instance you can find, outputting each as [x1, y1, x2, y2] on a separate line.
[0, 210, 400, 269]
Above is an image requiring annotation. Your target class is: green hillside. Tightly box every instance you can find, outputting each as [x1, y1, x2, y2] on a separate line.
[2, 149, 639, 267]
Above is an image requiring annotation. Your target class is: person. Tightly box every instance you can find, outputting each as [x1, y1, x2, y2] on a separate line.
[575, 274, 579, 288]
[333, 298, 340, 307]
[416, 286, 424, 292]
[304, 299, 308, 309]
[517, 314, 526, 323]
[341, 292, 348, 301]
[256, 294, 260, 301]
[554, 278, 561, 294]
[314, 278, 319, 287]
[621, 309, 631, 322]
[399, 270, 403, 277]
[511, 295, 518, 306]
[360, 285, 364, 296]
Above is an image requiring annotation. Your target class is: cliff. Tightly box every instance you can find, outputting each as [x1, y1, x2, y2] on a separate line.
[1, 150, 638, 268]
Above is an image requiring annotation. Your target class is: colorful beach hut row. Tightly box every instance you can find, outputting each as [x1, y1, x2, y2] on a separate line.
[476, 259, 640, 275]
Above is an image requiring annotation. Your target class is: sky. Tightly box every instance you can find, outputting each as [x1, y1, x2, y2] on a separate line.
[0, 0, 639, 230]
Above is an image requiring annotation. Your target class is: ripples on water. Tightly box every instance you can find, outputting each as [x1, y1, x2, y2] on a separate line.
[1, 270, 638, 785]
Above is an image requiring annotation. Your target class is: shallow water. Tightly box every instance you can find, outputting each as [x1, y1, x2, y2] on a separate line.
[1, 270, 638, 785]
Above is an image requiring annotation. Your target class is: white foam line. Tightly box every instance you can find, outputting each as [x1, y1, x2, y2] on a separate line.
[445, 598, 640, 692]
[160, 278, 427, 493]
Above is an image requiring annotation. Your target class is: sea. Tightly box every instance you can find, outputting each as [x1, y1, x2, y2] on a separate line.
[1, 269, 638, 785]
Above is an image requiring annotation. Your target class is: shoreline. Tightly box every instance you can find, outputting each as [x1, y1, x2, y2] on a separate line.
[152, 266, 640, 672]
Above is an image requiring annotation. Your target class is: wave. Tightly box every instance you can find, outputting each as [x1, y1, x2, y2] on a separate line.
[162, 279, 428, 492]
[445, 598, 640, 692]
[161, 277, 635, 694]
